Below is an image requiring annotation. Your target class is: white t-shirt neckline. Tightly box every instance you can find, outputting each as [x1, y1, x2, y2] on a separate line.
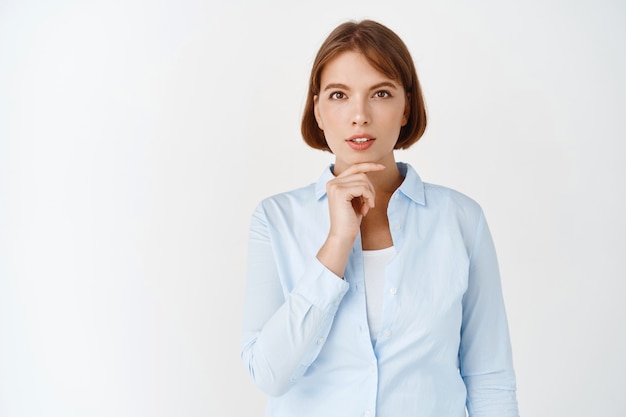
[362, 246, 396, 343]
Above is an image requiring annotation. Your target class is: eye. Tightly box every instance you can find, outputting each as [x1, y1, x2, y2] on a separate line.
[374, 90, 391, 98]
[329, 91, 346, 100]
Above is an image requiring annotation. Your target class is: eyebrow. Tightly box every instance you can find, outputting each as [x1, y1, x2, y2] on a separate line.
[322, 81, 400, 92]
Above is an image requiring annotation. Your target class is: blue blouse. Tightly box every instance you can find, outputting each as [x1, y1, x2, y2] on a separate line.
[241, 163, 519, 417]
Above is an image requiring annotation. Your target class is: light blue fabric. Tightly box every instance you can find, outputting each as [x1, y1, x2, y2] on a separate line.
[241, 163, 519, 417]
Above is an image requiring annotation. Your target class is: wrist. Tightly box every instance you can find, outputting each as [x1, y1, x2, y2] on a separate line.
[316, 234, 355, 278]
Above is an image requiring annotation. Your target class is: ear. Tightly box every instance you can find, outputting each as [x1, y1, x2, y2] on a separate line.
[401, 93, 411, 126]
[313, 95, 324, 130]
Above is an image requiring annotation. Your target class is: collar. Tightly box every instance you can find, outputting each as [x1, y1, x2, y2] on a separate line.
[315, 162, 426, 205]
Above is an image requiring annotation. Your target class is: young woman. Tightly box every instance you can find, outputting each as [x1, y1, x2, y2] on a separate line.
[241, 19, 519, 417]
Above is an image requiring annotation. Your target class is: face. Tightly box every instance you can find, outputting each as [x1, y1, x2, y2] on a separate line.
[314, 51, 410, 174]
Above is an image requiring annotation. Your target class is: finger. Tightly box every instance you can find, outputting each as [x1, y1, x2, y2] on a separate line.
[336, 163, 386, 178]
[361, 194, 375, 215]
[327, 178, 377, 212]
[351, 196, 372, 218]
[329, 177, 375, 198]
[341, 182, 376, 208]
[360, 199, 372, 217]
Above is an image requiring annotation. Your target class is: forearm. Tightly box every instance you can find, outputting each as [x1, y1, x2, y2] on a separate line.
[464, 370, 519, 417]
[242, 245, 348, 396]
[316, 234, 354, 278]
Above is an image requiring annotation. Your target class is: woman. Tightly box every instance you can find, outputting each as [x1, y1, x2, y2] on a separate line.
[241, 19, 519, 417]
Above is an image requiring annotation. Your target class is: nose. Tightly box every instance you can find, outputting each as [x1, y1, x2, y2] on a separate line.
[351, 98, 370, 126]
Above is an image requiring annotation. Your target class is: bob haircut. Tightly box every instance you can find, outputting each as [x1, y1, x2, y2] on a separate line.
[301, 20, 427, 151]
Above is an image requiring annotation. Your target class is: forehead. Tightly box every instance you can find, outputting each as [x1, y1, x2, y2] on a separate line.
[320, 51, 398, 86]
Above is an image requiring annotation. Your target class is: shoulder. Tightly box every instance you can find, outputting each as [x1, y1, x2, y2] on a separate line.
[261, 182, 316, 206]
[424, 182, 482, 214]
[421, 182, 487, 245]
[254, 182, 318, 220]
[399, 162, 483, 218]
[249, 182, 320, 241]
[254, 165, 332, 218]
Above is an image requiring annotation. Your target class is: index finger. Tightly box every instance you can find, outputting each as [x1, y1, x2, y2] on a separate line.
[336, 163, 386, 178]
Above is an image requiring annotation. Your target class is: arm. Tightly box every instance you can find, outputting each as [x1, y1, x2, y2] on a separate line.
[240, 203, 349, 397]
[317, 163, 383, 277]
[241, 163, 383, 396]
[460, 211, 519, 417]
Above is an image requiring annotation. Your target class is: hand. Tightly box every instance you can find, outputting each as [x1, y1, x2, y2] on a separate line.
[326, 163, 385, 242]
[317, 163, 385, 277]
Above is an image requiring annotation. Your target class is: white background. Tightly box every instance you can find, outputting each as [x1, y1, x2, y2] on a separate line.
[1, 0, 625, 416]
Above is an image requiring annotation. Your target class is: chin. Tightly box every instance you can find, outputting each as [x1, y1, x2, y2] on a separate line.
[335, 155, 377, 169]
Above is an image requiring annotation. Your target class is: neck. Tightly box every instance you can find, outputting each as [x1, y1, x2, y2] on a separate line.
[367, 161, 403, 193]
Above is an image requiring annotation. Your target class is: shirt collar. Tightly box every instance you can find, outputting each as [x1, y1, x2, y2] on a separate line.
[315, 162, 426, 205]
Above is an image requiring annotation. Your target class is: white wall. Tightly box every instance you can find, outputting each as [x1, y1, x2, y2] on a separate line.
[1, 0, 625, 416]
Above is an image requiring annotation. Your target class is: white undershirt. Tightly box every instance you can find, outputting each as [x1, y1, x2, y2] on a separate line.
[362, 246, 396, 343]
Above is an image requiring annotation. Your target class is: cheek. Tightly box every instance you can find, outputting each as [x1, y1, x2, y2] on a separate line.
[391, 106, 408, 126]
[318, 106, 342, 132]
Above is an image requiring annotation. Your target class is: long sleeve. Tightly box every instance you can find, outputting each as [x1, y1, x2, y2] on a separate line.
[460, 211, 519, 416]
[241, 164, 519, 417]
[240, 203, 349, 397]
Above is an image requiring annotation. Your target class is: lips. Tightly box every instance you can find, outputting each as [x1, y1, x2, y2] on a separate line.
[346, 134, 376, 150]
[347, 134, 375, 142]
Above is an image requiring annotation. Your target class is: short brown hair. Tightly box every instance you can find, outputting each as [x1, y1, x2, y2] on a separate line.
[301, 20, 427, 151]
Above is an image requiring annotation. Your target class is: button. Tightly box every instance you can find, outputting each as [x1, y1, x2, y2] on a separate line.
[364, 410, 372, 417]
[369, 365, 376, 373]
[389, 287, 397, 295]
[393, 224, 401, 231]
[317, 337, 325, 345]
[334, 300, 340, 307]
[394, 193, 399, 199]
[383, 329, 392, 337]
